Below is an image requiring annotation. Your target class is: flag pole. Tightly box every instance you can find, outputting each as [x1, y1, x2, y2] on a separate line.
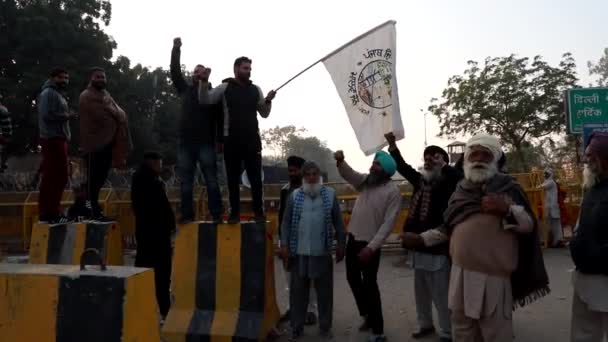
[275, 59, 323, 91]
[273, 20, 396, 92]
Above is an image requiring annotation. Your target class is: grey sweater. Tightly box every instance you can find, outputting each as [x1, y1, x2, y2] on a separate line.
[37, 80, 70, 140]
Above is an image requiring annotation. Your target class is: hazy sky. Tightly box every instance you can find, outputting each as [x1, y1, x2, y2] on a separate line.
[105, 0, 607, 171]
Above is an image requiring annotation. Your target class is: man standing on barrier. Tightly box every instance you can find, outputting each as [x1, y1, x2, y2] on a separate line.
[171, 37, 223, 223]
[79, 67, 130, 221]
[37, 67, 75, 224]
[132, 151, 176, 320]
[335, 150, 401, 342]
[198, 57, 276, 224]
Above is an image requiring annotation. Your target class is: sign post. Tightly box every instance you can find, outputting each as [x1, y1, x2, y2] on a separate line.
[566, 88, 608, 134]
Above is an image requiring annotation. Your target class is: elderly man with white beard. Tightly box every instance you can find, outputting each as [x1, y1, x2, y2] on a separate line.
[406, 134, 549, 342]
[387, 132, 461, 342]
[569, 132, 608, 342]
[279, 161, 346, 341]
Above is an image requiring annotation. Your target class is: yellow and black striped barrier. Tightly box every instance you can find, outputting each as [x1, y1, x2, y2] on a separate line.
[28, 222, 123, 265]
[0, 250, 160, 342]
[162, 221, 280, 342]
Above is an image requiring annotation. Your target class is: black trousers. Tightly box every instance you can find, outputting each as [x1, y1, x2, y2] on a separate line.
[135, 245, 172, 317]
[224, 140, 263, 216]
[346, 235, 383, 335]
[85, 144, 113, 215]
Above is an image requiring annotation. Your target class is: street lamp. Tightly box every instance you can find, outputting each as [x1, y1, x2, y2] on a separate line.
[420, 109, 427, 147]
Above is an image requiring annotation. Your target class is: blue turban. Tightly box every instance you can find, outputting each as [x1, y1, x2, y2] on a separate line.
[374, 150, 397, 177]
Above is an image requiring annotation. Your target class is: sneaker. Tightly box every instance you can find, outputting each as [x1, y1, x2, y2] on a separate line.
[412, 327, 435, 339]
[369, 334, 387, 342]
[227, 215, 240, 224]
[40, 214, 71, 225]
[91, 214, 112, 223]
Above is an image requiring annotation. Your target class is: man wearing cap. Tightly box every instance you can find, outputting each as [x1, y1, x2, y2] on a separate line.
[386, 133, 460, 342]
[569, 132, 608, 341]
[131, 152, 176, 320]
[334, 149, 401, 342]
[407, 133, 549, 341]
[280, 161, 346, 341]
[278, 155, 320, 326]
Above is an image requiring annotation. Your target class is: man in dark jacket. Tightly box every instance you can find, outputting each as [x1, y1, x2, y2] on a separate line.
[132, 151, 176, 319]
[171, 38, 223, 223]
[198, 57, 276, 223]
[37, 68, 75, 224]
[569, 132, 608, 341]
[386, 133, 460, 342]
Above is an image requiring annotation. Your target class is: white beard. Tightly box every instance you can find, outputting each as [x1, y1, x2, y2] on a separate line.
[464, 161, 498, 184]
[303, 180, 323, 197]
[583, 164, 599, 191]
[420, 166, 442, 183]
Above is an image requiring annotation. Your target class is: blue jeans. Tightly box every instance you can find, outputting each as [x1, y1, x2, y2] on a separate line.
[178, 143, 222, 219]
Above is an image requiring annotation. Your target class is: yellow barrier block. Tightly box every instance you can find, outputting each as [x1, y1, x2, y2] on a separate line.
[29, 222, 123, 266]
[163, 222, 280, 342]
[0, 259, 160, 342]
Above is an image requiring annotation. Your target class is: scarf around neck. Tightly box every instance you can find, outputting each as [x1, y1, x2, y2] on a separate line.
[444, 173, 550, 309]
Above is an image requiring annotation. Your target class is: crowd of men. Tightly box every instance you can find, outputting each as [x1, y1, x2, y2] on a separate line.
[1, 36, 606, 342]
[277, 131, 608, 342]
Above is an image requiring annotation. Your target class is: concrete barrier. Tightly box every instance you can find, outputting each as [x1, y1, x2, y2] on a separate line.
[162, 222, 280, 341]
[0, 252, 160, 342]
[29, 222, 123, 266]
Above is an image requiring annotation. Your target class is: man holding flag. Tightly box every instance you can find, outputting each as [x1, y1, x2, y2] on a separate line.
[198, 57, 276, 224]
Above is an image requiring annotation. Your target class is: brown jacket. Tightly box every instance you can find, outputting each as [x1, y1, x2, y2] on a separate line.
[79, 86, 130, 168]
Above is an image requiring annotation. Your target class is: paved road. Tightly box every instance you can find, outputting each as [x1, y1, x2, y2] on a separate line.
[273, 248, 575, 342]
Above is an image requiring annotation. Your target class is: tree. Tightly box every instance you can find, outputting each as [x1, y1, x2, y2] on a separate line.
[261, 125, 306, 163]
[260, 125, 338, 181]
[0, 0, 116, 155]
[588, 47, 608, 86]
[429, 54, 578, 169]
[284, 135, 338, 181]
[1, 0, 184, 168]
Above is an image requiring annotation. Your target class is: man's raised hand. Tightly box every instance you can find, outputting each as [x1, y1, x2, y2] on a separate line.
[173, 37, 182, 48]
[334, 150, 345, 162]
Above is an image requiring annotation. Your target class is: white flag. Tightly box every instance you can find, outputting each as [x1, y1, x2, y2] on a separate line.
[322, 20, 403, 156]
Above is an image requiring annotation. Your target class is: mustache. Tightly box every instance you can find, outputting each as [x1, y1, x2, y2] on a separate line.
[470, 162, 490, 169]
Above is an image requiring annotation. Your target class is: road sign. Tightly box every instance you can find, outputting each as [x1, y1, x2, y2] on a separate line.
[566, 88, 608, 134]
[583, 122, 608, 149]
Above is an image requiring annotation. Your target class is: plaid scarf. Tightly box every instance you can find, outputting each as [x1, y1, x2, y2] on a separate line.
[444, 173, 550, 309]
[289, 187, 333, 255]
[406, 181, 433, 229]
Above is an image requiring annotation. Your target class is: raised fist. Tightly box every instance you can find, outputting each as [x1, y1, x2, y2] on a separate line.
[173, 37, 182, 48]
[334, 150, 345, 162]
